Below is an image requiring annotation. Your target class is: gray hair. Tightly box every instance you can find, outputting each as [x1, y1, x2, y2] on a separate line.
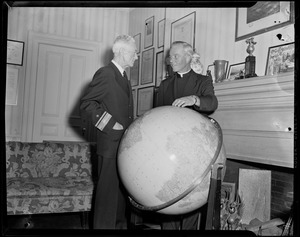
[171, 41, 194, 56]
[112, 35, 135, 54]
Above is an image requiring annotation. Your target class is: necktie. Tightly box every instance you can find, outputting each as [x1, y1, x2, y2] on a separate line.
[123, 71, 128, 79]
[123, 71, 130, 95]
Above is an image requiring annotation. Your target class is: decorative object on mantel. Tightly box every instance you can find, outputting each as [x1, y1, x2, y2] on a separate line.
[265, 42, 294, 76]
[207, 60, 229, 83]
[190, 52, 204, 74]
[226, 62, 246, 81]
[245, 37, 257, 78]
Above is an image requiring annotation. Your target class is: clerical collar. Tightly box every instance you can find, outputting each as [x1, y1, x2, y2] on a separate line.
[111, 60, 125, 76]
[177, 69, 191, 77]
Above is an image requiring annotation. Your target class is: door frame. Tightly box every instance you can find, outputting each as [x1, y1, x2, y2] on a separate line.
[22, 31, 101, 142]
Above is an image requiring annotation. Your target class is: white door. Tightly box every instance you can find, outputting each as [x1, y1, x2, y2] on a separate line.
[24, 32, 100, 142]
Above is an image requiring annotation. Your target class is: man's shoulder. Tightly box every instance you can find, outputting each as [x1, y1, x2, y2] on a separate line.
[95, 63, 116, 76]
[191, 71, 212, 82]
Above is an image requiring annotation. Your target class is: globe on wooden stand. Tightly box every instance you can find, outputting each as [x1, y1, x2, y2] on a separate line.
[117, 106, 226, 215]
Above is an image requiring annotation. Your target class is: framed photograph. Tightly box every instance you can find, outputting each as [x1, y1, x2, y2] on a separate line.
[144, 16, 154, 49]
[227, 62, 246, 81]
[6, 67, 19, 105]
[155, 51, 164, 87]
[235, 2, 294, 41]
[137, 87, 154, 116]
[7, 40, 24, 66]
[265, 42, 294, 76]
[221, 182, 236, 202]
[157, 19, 165, 48]
[130, 55, 139, 87]
[132, 89, 137, 118]
[141, 48, 154, 85]
[133, 33, 141, 54]
[171, 12, 195, 48]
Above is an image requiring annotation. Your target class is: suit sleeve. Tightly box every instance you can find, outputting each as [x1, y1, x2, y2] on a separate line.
[155, 82, 165, 107]
[80, 68, 118, 134]
[194, 75, 218, 114]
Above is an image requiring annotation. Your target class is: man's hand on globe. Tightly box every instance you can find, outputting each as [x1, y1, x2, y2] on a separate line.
[172, 96, 196, 107]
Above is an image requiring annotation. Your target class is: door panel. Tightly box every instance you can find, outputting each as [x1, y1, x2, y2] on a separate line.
[32, 43, 97, 142]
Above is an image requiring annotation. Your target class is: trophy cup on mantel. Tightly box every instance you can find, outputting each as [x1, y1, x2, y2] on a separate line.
[245, 37, 257, 78]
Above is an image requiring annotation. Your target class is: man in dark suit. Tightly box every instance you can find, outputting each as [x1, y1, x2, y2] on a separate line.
[155, 41, 218, 229]
[156, 41, 217, 113]
[80, 35, 137, 229]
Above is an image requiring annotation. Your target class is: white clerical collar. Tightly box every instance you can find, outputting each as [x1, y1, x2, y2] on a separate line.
[112, 60, 125, 76]
[178, 69, 191, 77]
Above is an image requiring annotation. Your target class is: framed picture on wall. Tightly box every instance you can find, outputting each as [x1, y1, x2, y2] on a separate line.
[141, 48, 154, 85]
[144, 16, 154, 49]
[157, 18, 165, 48]
[235, 2, 294, 41]
[7, 39, 24, 66]
[130, 55, 139, 86]
[6, 67, 19, 105]
[155, 51, 164, 87]
[227, 62, 245, 81]
[133, 33, 141, 54]
[171, 12, 195, 48]
[132, 89, 137, 118]
[265, 42, 294, 76]
[137, 87, 154, 116]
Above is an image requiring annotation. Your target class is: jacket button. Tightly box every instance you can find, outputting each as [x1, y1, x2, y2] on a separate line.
[96, 115, 99, 118]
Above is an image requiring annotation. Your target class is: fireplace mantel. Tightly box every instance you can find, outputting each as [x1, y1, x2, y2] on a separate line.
[211, 71, 294, 168]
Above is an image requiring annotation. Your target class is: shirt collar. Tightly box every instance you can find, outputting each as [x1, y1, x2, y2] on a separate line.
[111, 60, 125, 76]
[177, 69, 191, 77]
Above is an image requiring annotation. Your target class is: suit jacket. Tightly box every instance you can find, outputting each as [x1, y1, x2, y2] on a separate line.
[155, 70, 218, 115]
[80, 62, 133, 158]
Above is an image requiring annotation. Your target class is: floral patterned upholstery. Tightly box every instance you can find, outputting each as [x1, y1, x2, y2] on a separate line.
[6, 141, 97, 215]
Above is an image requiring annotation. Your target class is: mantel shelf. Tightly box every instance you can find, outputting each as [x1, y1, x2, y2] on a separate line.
[211, 72, 294, 168]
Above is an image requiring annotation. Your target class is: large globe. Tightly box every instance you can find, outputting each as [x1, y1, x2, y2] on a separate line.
[117, 106, 226, 215]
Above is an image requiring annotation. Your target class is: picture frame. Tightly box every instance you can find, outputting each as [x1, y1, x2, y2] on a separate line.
[157, 18, 165, 48]
[141, 48, 154, 85]
[6, 67, 19, 105]
[171, 12, 195, 48]
[137, 86, 154, 116]
[132, 89, 137, 118]
[133, 33, 141, 54]
[206, 65, 215, 84]
[235, 2, 294, 41]
[144, 16, 154, 49]
[7, 39, 24, 66]
[155, 51, 164, 87]
[265, 42, 294, 76]
[227, 62, 246, 81]
[130, 55, 139, 87]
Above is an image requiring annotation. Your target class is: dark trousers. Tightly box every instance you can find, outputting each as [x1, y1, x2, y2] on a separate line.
[161, 210, 200, 230]
[93, 155, 128, 229]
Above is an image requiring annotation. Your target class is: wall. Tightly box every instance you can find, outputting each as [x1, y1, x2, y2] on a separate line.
[6, 7, 130, 141]
[130, 6, 294, 79]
